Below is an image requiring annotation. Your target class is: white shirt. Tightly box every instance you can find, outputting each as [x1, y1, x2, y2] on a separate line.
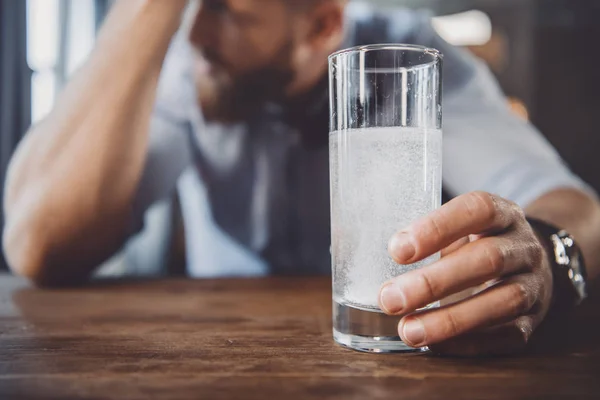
[124, 4, 591, 278]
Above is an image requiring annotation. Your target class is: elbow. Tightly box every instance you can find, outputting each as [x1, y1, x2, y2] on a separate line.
[2, 220, 83, 288]
[3, 221, 53, 287]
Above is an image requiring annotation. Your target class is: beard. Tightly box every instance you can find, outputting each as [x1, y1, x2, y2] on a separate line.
[195, 40, 296, 123]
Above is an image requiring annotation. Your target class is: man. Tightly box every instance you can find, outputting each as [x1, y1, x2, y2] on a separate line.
[3, 0, 600, 356]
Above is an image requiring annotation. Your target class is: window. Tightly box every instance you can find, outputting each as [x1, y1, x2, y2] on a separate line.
[26, 0, 96, 123]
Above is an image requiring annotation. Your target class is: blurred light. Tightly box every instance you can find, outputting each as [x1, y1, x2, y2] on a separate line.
[67, 0, 95, 76]
[432, 10, 493, 47]
[467, 32, 509, 74]
[27, 0, 97, 122]
[31, 71, 57, 123]
[27, 0, 60, 70]
[508, 97, 530, 121]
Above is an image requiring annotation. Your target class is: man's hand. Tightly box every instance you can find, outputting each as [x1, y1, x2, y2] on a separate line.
[378, 191, 553, 356]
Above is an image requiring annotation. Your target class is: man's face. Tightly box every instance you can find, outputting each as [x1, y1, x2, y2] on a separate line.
[188, 0, 302, 122]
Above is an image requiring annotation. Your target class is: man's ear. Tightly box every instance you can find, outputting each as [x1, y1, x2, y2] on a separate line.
[305, 1, 345, 50]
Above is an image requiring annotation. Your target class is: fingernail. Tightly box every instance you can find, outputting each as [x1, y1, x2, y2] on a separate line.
[388, 232, 415, 262]
[379, 283, 406, 315]
[402, 318, 426, 346]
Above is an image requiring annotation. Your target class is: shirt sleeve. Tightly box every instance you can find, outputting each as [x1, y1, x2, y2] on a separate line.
[129, 33, 194, 233]
[390, 9, 596, 207]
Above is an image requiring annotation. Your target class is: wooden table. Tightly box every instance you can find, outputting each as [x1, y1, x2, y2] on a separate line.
[1, 275, 599, 399]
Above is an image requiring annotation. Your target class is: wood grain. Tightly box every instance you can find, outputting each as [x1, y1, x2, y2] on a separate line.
[0, 275, 599, 399]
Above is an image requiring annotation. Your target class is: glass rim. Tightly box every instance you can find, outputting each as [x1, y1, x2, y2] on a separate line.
[328, 43, 443, 67]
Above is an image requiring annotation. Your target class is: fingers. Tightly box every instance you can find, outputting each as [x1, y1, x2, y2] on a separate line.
[429, 316, 536, 357]
[389, 192, 524, 264]
[438, 237, 476, 307]
[380, 233, 541, 315]
[440, 236, 471, 258]
[396, 274, 542, 348]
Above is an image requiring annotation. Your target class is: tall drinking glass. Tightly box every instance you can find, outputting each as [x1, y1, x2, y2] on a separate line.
[329, 44, 443, 353]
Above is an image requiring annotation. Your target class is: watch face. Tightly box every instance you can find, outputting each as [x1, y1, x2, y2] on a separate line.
[553, 231, 588, 303]
[569, 254, 588, 302]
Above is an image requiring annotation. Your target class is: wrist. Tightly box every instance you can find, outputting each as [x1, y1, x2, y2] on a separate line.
[93, 0, 188, 71]
[142, 0, 189, 17]
[527, 217, 588, 315]
[100, 0, 188, 39]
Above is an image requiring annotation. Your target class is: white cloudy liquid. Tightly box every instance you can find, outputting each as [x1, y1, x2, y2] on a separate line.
[330, 127, 443, 310]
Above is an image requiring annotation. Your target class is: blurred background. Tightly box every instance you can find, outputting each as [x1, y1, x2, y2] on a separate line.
[1, 0, 599, 271]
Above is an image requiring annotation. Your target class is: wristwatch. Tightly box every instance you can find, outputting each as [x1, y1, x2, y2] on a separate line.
[527, 218, 588, 308]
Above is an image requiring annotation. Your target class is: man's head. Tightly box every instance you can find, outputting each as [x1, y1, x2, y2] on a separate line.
[187, 0, 347, 122]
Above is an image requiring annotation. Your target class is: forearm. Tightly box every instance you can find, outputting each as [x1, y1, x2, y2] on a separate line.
[525, 188, 600, 283]
[3, 0, 187, 284]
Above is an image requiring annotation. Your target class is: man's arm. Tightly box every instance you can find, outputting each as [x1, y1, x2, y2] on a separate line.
[378, 188, 600, 356]
[2, 0, 188, 286]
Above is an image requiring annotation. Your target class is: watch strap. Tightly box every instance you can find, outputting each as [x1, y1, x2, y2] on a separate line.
[526, 217, 588, 308]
